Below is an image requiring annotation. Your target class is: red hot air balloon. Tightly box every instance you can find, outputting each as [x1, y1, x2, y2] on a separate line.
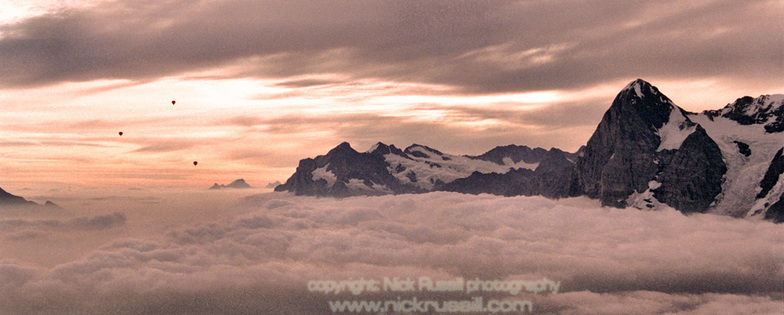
[118, 131, 123, 136]
[193, 161, 198, 166]
[172, 100, 176, 105]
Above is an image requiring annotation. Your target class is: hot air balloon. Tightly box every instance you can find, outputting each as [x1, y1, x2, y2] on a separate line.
[193, 161, 198, 166]
[172, 100, 176, 105]
[118, 131, 123, 136]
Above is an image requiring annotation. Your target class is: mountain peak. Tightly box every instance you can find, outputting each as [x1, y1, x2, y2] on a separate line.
[704, 94, 784, 132]
[335, 141, 353, 150]
[622, 78, 651, 96]
[620, 78, 671, 102]
[367, 142, 406, 157]
[613, 79, 679, 130]
[326, 142, 359, 156]
[404, 144, 444, 158]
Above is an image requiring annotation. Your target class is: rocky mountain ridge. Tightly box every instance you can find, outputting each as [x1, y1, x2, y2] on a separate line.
[276, 79, 784, 222]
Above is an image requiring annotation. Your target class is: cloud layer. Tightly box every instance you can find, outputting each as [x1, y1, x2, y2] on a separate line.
[1, 191, 781, 314]
[1, 0, 782, 92]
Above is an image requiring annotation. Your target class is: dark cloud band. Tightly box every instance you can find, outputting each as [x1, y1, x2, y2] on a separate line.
[1, 0, 781, 93]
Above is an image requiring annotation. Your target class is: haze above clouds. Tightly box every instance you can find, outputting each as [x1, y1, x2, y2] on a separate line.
[1, 0, 783, 190]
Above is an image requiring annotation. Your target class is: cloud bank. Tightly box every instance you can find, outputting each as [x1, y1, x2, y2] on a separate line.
[1, 0, 782, 93]
[0, 192, 781, 314]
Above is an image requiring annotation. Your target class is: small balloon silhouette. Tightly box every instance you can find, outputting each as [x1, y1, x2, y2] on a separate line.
[172, 100, 176, 105]
[118, 131, 123, 136]
[193, 161, 198, 166]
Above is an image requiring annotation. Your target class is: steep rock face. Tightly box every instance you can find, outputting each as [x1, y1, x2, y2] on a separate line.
[753, 147, 784, 223]
[574, 79, 671, 206]
[653, 126, 726, 213]
[534, 148, 578, 198]
[440, 168, 537, 196]
[764, 194, 784, 223]
[574, 79, 726, 212]
[756, 148, 784, 199]
[442, 147, 576, 198]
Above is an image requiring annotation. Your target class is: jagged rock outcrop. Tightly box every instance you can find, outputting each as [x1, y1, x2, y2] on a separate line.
[209, 179, 252, 190]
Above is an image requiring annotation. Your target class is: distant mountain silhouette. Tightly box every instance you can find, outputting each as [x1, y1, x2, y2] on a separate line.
[0, 187, 62, 212]
[209, 179, 252, 190]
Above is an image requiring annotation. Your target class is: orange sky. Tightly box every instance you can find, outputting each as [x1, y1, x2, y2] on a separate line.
[1, 0, 783, 193]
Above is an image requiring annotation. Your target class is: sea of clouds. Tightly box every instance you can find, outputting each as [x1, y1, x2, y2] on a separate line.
[0, 190, 781, 314]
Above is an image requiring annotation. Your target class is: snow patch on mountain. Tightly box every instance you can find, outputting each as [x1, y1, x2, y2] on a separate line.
[366, 142, 381, 154]
[624, 79, 644, 98]
[345, 178, 392, 194]
[626, 180, 664, 210]
[312, 165, 337, 187]
[713, 94, 784, 118]
[502, 157, 539, 169]
[383, 145, 540, 190]
[656, 107, 696, 151]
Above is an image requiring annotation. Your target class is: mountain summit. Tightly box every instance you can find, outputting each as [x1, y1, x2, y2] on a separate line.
[574, 78, 725, 212]
[276, 79, 784, 223]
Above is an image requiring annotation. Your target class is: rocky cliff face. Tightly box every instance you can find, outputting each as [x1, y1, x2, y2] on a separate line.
[276, 80, 784, 222]
[751, 147, 784, 223]
[442, 147, 577, 198]
[573, 79, 726, 213]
